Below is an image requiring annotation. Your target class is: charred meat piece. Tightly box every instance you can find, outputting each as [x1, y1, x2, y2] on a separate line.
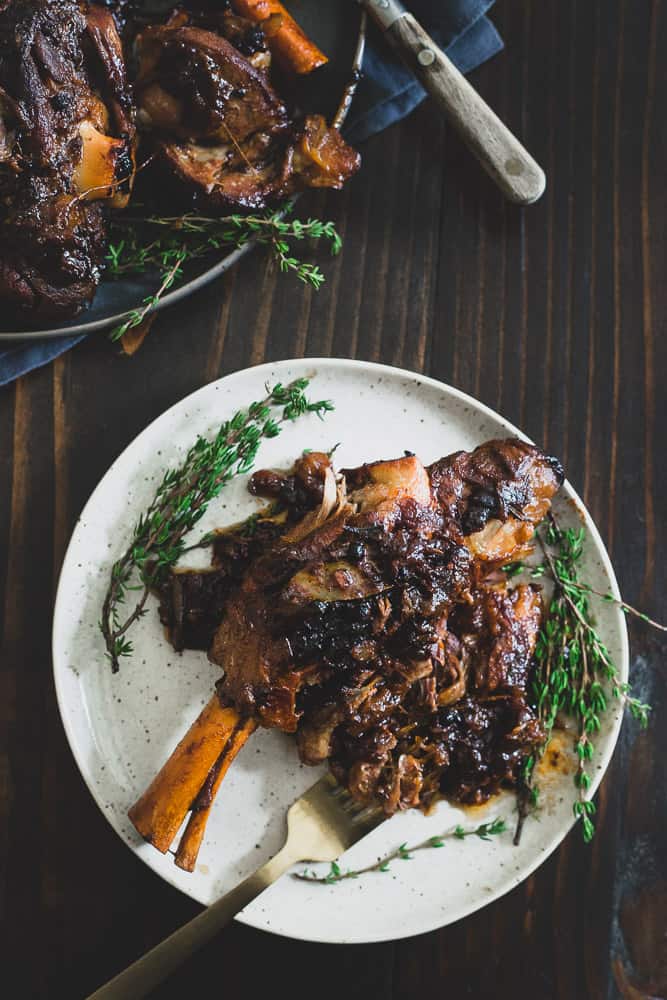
[450, 584, 543, 693]
[134, 25, 288, 143]
[249, 449, 332, 514]
[160, 2, 274, 71]
[158, 439, 561, 819]
[0, 0, 135, 321]
[156, 514, 286, 651]
[153, 111, 360, 212]
[429, 438, 564, 564]
[159, 568, 237, 653]
[134, 24, 359, 212]
[288, 115, 363, 190]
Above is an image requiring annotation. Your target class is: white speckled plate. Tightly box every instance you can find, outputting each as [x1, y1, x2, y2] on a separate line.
[52, 359, 628, 943]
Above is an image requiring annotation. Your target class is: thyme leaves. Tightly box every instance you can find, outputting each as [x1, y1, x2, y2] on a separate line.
[100, 378, 333, 671]
[107, 210, 342, 341]
[513, 516, 659, 842]
[295, 818, 507, 885]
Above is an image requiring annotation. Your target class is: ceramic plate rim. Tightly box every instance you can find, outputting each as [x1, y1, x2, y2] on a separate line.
[52, 358, 629, 943]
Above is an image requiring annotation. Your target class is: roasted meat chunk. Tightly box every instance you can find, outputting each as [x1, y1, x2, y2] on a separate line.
[134, 23, 360, 211]
[429, 438, 564, 563]
[326, 582, 544, 813]
[134, 25, 289, 142]
[157, 439, 563, 819]
[0, 0, 135, 321]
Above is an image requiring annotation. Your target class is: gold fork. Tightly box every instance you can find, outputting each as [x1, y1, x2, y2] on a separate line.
[87, 775, 383, 999]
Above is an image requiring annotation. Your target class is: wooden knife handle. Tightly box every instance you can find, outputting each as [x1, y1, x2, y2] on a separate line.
[385, 12, 545, 205]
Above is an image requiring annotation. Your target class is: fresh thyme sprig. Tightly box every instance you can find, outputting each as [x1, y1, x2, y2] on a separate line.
[100, 378, 333, 671]
[110, 251, 186, 342]
[107, 210, 342, 340]
[512, 516, 659, 843]
[548, 578, 667, 633]
[503, 558, 667, 633]
[295, 818, 507, 885]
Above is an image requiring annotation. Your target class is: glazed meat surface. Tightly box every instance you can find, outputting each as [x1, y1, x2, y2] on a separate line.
[0, 0, 135, 321]
[158, 439, 563, 815]
[135, 25, 289, 143]
[134, 21, 360, 212]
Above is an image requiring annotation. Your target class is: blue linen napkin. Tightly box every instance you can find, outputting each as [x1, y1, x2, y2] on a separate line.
[0, 0, 501, 388]
[346, 0, 502, 144]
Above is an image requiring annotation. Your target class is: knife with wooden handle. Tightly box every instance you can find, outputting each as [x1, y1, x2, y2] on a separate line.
[358, 0, 545, 205]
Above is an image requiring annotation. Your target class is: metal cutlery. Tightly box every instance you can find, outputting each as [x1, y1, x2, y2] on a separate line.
[87, 775, 383, 1000]
[358, 0, 546, 204]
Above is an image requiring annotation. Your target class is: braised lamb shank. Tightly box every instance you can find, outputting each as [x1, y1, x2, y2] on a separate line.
[147, 438, 562, 852]
[0, 0, 136, 320]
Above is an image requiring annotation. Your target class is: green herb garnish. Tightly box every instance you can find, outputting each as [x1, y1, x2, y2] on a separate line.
[295, 818, 507, 885]
[512, 515, 660, 843]
[100, 378, 333, 671]
[107, 210, 342, 341]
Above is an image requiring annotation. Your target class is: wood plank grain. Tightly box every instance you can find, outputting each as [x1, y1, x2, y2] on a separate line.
[0, 0, 665, 997]
[1, 369, 56, 998]
[0, 381, 14, 656]
[386, 11, 545, 204]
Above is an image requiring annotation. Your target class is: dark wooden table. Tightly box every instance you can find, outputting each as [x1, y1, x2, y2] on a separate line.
[1, 2, 665, 997]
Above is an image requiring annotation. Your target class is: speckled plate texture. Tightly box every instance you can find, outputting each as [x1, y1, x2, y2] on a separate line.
[52, 359, 628, 943]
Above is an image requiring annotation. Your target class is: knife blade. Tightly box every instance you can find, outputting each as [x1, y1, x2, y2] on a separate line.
[357, 0, 545, 205]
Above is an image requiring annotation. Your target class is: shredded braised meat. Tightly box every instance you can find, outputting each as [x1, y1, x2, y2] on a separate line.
[157, 439, 564, 816]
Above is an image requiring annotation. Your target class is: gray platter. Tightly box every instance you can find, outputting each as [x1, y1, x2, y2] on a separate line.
[0, 1, 366, 342]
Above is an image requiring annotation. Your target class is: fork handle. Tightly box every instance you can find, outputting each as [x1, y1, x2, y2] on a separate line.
[86, 844, 298, 1000]
[376, 7, 545, 205]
